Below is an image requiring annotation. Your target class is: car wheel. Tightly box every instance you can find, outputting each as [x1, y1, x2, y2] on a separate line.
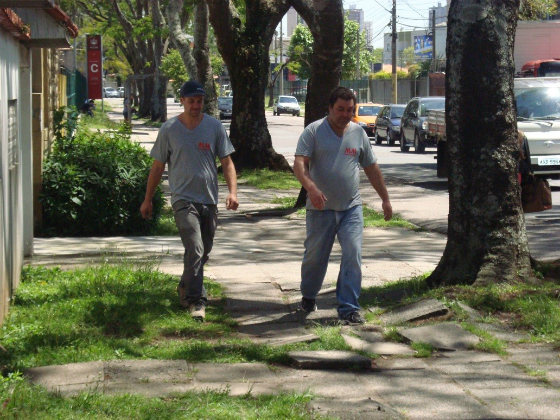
[400, 130, 410, 152]
[297, 112, 301, 117]
[374, 129, 382, 145]
[273, 110, 276, 116]
[388, 129, 396, 146]
[293, 111, 297, 116]
[414, 131, 425, 154]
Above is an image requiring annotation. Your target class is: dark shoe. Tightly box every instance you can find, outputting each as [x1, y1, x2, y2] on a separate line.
[299, 297, 317, 313]
[189, 300, 206, 321]
[177, 286, 189, 308]
[341, 311, 366, 325]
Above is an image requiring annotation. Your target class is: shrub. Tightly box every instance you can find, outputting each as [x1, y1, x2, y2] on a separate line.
[40, 117, 164, 237]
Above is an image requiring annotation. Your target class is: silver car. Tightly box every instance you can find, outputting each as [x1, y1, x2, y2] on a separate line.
[273, 95, 301, 116]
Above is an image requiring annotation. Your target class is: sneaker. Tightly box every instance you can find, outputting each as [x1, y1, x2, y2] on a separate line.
[177, 286, 189, 308]
[189, 300, 206, 321]
[299, 297, 317, 313]
[341, 311, 366, 325]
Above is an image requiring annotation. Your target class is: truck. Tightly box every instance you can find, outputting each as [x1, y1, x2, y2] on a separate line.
[430, 77, 560, 179]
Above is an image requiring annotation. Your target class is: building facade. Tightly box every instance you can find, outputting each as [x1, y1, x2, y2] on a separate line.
[0, 0, 77, 324]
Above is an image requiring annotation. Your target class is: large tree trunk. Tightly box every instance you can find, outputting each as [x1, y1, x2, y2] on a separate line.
[152, 2, 168, 122]
[427, 0, 534, 287]
[288, 0, 344, 207]
[289, 0, 344, 126]
[207, 0, 292, 171]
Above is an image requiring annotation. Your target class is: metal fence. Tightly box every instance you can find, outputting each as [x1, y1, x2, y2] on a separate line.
[62, 68, 87, 110]
[272, 77, 430, 106]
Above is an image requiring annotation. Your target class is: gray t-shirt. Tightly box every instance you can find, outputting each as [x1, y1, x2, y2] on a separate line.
[295, 117, 376, 211]
[151, 114, 234, 205]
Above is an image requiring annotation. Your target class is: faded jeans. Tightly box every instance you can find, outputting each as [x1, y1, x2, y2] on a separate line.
[301, 205, 363, 318]
[172, 200, 218, 304]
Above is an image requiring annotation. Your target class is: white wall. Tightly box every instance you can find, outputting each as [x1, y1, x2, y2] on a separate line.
[514, 20, 560, 73]
[0, 28, 26, 323]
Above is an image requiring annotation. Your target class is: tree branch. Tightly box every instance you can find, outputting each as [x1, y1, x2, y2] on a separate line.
[167, 0, 197, 78]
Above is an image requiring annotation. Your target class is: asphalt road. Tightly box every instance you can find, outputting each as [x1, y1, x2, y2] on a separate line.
[265, 111, 560, 262]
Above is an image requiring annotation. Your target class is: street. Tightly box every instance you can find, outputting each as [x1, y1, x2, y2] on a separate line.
[107, 97, 560, 261]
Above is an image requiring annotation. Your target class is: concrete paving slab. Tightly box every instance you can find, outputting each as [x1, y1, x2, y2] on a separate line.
[194, 382, 282, 396]
[398, 322, 480, 351]
[267, 333, 320, 347]
[25, 361, 104, 388]
[427, 351, 502, 366]
[288, 350, 372, 370]
[379, 298, 448, 326]
[104, 360, 193, 384]
[457, 302, 483, 321]
[469, 386, 560, 419]
[375, 358, 429, 371]
[310, 397, 403, 419]
[475, 322, 530, 342]
[194, 363, 278, 383]
[342, 334, 416, 356]
[369, 368, 493, 419]
[296, 308, 340, 325]
[507, 343, 560, 366]
[437, 361, 542, 389]
[103, 381, 195, 397]
[232, 312, 298, 326]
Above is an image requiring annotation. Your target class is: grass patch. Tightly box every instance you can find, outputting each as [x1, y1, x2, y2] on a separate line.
[382, 327, 404, 343]
[362, 205, 420, 230]
[236, 169, 300, 190]
[410, 342, 434, 358]
[271, 196, 297, 209]
[0, 372, 316, 419]
[79, 103, 118, 131]
[461, 323, 508, 356]
[360, 274, 431, 309]
[154, 205, 178, 236]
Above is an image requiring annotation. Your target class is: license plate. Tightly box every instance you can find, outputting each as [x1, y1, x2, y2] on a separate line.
[538, 155, 560, 166]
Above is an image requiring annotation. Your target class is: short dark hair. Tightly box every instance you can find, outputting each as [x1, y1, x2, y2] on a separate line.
[328, 86, 356, 107]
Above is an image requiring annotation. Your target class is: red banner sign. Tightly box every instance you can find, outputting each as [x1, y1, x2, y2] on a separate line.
[86, 35, 103, 100]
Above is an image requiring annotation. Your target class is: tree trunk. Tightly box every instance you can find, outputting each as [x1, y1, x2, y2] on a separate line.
[152, 1, 168, 122]
[427, 0, 534, 287]
[207, 0, 292, 171]
[288, 0, 344, 207]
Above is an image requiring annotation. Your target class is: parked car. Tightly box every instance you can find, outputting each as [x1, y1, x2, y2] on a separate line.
[103, 87, 119, 98]
[400, 96, 445, 153]
[117, 87, 125, 98]
[218, 96, 233, 120]
[373, 104, 406, 145]
[352, 103, 383, 137]
[273, 95, 300, 116]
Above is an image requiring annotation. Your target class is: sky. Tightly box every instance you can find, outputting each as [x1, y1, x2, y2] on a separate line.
[282, 0, 447, 49]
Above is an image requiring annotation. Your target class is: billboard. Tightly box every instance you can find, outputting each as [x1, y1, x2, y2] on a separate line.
[86, 35, 103, 99]
[414, 35, 433, 59]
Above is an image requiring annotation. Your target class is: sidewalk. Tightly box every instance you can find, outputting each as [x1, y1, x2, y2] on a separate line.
[26, 182, 560, 419]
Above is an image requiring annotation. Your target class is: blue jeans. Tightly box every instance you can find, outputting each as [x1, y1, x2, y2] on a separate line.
[301, 205, 363, 318]
[172, 200, 217, 304]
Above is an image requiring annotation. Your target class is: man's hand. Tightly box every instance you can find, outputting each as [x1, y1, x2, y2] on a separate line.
[226, 193, 239, 210]
[382, 200, 393, 221]
[140, 200, 153, 219]
[308, 186, 327, 210]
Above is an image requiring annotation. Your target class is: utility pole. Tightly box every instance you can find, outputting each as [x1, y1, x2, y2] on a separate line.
[391, 0, 397, 103]
[432, 9, 436, 72]
[280, 19, 284, 96]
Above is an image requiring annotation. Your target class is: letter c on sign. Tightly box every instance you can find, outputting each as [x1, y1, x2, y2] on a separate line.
[91, 63, 99, 73]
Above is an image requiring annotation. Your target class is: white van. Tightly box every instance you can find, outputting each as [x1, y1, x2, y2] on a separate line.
[515, 77, 560, 178]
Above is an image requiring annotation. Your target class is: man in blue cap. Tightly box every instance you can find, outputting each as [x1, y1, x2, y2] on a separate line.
[141, 80, 239, 321]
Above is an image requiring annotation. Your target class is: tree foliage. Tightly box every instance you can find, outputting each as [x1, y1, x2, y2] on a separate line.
[519, 0, 558, 19]
[161, 49, 190, 95]
[288, 17, 371, 80]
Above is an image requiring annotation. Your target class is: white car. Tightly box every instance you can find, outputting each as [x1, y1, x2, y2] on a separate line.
[273, 95, 301, 116]
[103, 87, 119, 98]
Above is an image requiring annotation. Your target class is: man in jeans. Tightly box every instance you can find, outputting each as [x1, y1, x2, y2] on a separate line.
[293, 86, 392, 324]
[140, 80, 238, 321]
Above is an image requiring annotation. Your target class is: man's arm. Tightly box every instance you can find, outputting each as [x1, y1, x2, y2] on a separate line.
[140, 160, 166, 219]
[293, 155, 327, 210]
[220, 155, 239, 210]
[363, 163, 392, 221]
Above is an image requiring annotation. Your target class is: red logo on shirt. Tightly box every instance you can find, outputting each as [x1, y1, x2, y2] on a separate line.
[345, 148, 357, 156]
[198, 142, 211, 151]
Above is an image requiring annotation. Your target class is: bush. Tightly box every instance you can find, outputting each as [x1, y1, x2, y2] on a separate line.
[40, 115, 164, 237]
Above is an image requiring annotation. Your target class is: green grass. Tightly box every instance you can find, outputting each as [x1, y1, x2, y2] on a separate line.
[360, 274, 431, 310]
[410, 342, 435, 358]
[235, 169, 301, 190]
[362, 205, 420, 230]
[79, 103, 118, 130]
[154, 205, 178, 235]
[461, 323, 508, 356]
[0, 372, 316, 419]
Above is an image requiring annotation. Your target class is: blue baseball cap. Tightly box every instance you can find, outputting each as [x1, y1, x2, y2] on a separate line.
[180, 80, 206, 97]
